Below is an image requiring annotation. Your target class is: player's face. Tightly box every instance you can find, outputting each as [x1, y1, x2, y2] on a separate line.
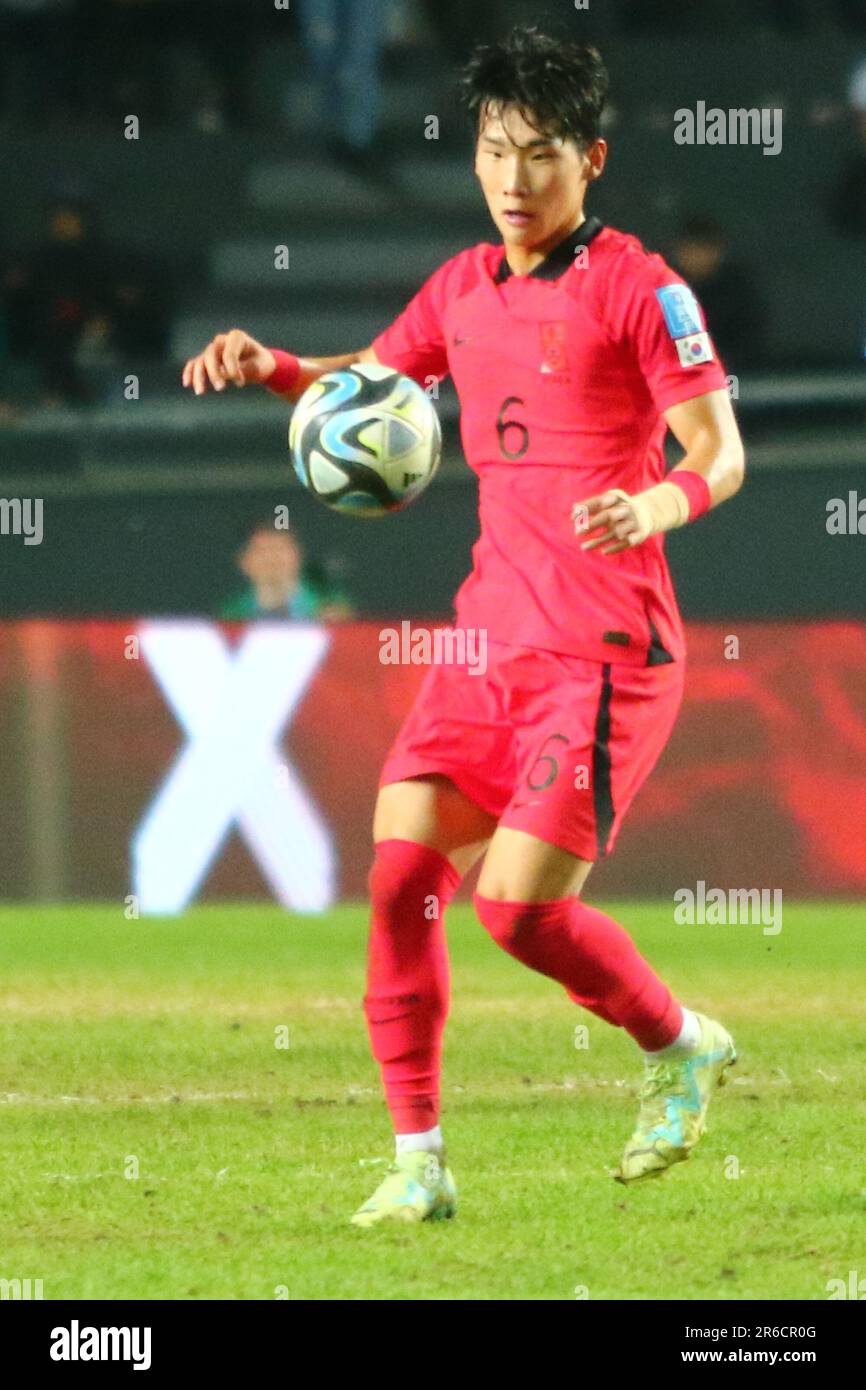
[474, 103, 604, 259]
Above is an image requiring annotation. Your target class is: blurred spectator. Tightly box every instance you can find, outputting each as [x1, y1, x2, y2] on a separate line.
[829, 59, 866, 238]
[103, 245, 172, 358]
[164, 0, 275, 132]
[669, 216, 767, 373]
[220, 523, 354, 621]
[2, 196, 107, 405]
[0, 0, 277, 132]
[89, 0, 273, 132]
[1, 195, 171, 406]
[295, 0, 388, 177]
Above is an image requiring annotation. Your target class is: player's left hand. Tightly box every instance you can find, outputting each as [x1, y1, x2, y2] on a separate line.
[572, 490, 651, 555]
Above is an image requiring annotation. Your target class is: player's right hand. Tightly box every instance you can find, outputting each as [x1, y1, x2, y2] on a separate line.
[182, 329, 277, 395]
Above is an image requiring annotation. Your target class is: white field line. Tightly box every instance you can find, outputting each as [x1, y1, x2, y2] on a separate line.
[0, 1071, 803, 1108]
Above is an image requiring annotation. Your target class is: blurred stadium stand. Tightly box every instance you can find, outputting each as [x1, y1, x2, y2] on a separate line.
[1, 1, 864, 620]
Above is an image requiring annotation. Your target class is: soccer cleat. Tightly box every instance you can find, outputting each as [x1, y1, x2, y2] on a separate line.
[613, 1013, 737, 1183]
[350, 1150, 457, 1227]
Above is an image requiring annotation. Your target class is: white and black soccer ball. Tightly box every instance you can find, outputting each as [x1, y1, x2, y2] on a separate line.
[288, 363, 442, 516]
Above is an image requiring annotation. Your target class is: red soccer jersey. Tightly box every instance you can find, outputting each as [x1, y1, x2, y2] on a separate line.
[371, 217, 729, 666]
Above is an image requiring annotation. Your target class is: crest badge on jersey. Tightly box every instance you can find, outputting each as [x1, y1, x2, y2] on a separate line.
[539, 321, 569, 375]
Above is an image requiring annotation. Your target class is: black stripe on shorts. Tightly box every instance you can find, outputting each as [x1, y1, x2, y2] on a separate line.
[592, 664, 615, 857]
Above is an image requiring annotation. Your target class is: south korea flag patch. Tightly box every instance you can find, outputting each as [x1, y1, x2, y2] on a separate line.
[674, 331, 714, 367]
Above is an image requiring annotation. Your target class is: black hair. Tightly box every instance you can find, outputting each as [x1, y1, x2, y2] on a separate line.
[458, 23, 609, 152]
[240, 519, 297, 549]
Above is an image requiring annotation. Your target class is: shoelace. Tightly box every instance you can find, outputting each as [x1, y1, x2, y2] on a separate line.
[640, 1060, 688, 1103]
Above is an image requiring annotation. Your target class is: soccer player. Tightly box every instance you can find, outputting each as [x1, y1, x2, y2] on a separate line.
[182, 25, 745, 1224]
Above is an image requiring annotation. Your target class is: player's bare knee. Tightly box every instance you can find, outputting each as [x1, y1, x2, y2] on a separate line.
[476, 830, 593, 903]
[372, 777, 493, 874]
[372, 776, 454, 845]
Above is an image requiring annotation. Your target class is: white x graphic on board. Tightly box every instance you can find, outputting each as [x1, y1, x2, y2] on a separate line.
[132, 621, 336, 914]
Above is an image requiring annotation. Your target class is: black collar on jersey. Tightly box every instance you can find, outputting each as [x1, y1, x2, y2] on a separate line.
[494, 214, 604, 283]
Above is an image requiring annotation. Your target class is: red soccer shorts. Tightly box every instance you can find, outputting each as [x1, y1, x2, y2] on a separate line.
[378, 639, 685, 861]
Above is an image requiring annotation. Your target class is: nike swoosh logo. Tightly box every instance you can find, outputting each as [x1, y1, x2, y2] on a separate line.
[452, 335, 473, 346]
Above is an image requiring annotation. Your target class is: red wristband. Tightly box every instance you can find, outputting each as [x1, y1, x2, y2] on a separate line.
[669, 470, 711, 521]
[265, 348, 301, 395]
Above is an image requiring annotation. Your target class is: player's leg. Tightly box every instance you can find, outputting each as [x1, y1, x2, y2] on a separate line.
[475, 827, 686, 1047]
[474, 828, 736, 1182]
[353, 643, 511, 1225]
[472, 656, 736, 1182]
[473, 654, 690, 1040]
[367, 773, 495, 1146]
[373, 772, 495, 877]
[352, 775, 497, 1226]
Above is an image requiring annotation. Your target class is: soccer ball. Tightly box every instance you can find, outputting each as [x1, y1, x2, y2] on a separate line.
[288, 363, 442, 516]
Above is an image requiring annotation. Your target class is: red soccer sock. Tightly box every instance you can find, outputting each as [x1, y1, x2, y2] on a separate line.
[364, 839, 462, 1134]
[473, 892, 682, 1051]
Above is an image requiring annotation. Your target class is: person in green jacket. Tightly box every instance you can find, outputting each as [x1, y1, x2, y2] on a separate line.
[219, 522, 353, 621]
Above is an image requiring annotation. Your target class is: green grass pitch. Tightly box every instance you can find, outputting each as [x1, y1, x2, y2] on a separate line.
[0, 901, 863, 1301]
